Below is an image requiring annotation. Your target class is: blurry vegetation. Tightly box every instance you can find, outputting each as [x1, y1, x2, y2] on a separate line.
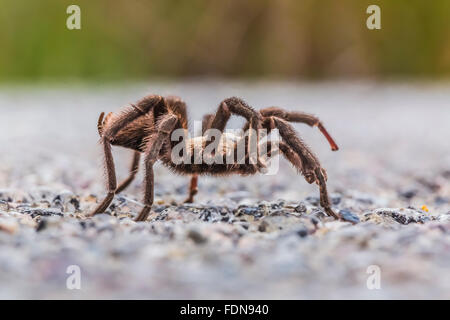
[0, 0, 449, 81]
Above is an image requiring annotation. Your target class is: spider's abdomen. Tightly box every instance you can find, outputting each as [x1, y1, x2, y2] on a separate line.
[109, 115, 152, 152]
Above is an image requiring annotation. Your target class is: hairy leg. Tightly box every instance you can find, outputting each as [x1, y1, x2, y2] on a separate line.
[184, 174, 198, 203]
[270, 116, 339, 219]
[265, 141, 303, 171]
[260, 107, 339, 151]
[105, 95, 163, 138]
[89, 95, 163, 216]
[115, 151, 141, 194]
[206, 97, 264, 167]
[135, 114, 179, 222]
[165, 96, 189, 129]
[90, 136, 117, 215]
[207, 97, 262, 133]
[314, 167, 337, 219]
[164, 97, 199, 203]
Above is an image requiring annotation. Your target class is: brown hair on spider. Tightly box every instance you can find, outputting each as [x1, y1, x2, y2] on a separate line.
[90, 94, 340, 221]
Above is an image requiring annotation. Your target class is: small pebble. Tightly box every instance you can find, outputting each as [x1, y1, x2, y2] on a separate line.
[399, 189, 418, 199]
[187, 229, 207, 244]
[294, 202, 307, 213]
[339, 209, 360, 224]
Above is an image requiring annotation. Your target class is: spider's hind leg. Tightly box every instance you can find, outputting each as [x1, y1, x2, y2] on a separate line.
[183, 174, 198, 203]
[260, 107, 339, 151]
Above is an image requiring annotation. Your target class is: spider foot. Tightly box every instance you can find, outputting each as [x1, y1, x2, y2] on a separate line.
[135, 206, 151, 222]
[88, 192, 115, 217]
[324, 207, 340, 219]
[183, 196, 195, 203]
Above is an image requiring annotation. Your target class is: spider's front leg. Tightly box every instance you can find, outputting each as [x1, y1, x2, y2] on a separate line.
[89, 95, 163, 217]
[90, 134, 117, 215]
[135, 113, 178, 222]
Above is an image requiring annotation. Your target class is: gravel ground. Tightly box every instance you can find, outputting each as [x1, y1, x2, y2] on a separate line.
[0, 81, 449, 299]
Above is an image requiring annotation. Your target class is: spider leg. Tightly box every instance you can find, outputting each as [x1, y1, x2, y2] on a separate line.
[163, 97, 199, 204]
[135, 113, 179, 222]
[97, 112, 114, 137]
[206, 97, 264, 167]
[89, 95, 163, 217]
[106, 95, 163, 138]
[115, 151, 141, 194]
[97, 112, 105, 136]
[260, 107, 339, 151]
[183, 174, 198, 203]
[89, 135, 117, 215]
[207, 97, 262, 133]
[315, 167, 337, 219]
[264, 141, 304, 172]
[268, 116, 339, 219]
[165, 96, 189, 129]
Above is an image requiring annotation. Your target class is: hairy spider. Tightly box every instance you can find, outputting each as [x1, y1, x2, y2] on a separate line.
[90, 95, 339, 221]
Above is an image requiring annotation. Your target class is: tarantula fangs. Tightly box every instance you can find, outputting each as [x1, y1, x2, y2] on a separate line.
[89, 95, 340, 222]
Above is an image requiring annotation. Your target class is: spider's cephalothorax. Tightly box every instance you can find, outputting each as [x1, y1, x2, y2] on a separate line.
[90, 95, 340, 221]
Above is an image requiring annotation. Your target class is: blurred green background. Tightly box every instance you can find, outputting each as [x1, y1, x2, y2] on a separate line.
[0, 0, 449, 82]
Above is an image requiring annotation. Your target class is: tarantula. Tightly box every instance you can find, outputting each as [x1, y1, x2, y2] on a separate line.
[90, 95, 339, 221]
